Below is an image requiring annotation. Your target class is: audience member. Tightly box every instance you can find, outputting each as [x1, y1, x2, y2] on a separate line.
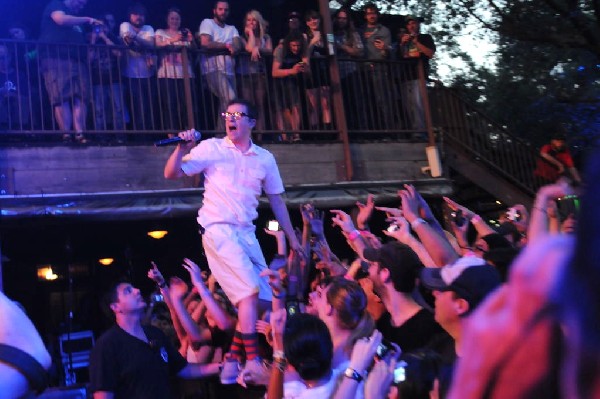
[89, 280, 221, 398]
[363, 241, 444, 352]
[272, 31, 307, 141]
[237, 10, 272, 132]
[360, 3, 394, 129]
[398, 15, 436, 131]
[89, 12, 128, 138]
[333, 8, 365, 130]
[120, 3, 156, 131]
[198, 1, 240, 128]
[39, 0, 99, 143]
[0, 291, 51, 398]
[420, 257, 502, 398]
[304, 10, 331, 132]
[534, 131, 582, 184]
[155, 7, 195, 132]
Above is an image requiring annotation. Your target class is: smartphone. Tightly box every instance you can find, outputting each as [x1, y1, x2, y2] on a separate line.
[387, 224, 399, 232]
[375, 338, 393, 359]
[556, 195, 580, 220]
[506, 207, 522, 222]
[285, 299, 300, 316]
[267, 220, 280, 231]
[450, 209, 466, 227]
[393, 361, 408, 383]
[150, 293, 164, 303]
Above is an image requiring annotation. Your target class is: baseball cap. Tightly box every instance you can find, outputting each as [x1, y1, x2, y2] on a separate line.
[405, 15, 420, 23]
[363, 241, 423, 293]
[420, 257, 501, 312]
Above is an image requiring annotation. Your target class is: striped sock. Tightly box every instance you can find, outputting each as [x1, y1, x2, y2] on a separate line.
[242, 332, 259, 361]
[229, 330, 245, 362]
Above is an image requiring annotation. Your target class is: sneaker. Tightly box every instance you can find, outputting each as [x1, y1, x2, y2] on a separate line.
[74, 134, 88, 144]
[237, 358, 271, 387]
[220, 357, 242, 385]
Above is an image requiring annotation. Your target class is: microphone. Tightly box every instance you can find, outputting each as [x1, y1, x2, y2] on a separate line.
[154, 130, 201, 147]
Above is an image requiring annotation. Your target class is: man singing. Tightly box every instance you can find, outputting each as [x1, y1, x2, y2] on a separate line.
[164, 99, 301, 385]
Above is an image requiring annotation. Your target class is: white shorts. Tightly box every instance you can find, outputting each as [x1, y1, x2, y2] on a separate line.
[201, 224, 273, 305]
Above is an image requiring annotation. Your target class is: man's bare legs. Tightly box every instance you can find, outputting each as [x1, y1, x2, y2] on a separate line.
[56, 98, 87, 143]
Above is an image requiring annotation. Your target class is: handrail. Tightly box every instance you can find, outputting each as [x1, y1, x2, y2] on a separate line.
[429, 87, 550, 195]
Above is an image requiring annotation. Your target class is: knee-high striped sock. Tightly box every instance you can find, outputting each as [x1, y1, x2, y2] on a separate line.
[241, 332, 259, 361]
[229, 330, 245, 362]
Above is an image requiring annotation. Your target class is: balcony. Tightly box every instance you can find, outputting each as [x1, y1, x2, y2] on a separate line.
[0, 39, 452, 220]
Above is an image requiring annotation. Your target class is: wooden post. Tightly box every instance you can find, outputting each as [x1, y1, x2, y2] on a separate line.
[318, 0, 353, 181]
[181, 47, 195, 130]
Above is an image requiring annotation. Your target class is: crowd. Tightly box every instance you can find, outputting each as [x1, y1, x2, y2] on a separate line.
[0, 0, 435, 141]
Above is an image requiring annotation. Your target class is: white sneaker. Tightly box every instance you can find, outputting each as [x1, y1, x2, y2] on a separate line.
[220, 358, 242, 385]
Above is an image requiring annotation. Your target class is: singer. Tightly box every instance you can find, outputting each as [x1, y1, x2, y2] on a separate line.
[164, 99, 302, 386]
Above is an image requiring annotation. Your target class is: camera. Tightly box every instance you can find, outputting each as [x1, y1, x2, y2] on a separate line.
[450, 209, 466, 227]
[393, 361, 408, 383]
[181, 28, 190, 36]
[387, 224, 399, 233]
[267, 220, 280, 231]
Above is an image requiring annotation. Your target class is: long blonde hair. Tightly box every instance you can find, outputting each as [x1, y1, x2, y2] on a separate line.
[244, 9, 268, 41]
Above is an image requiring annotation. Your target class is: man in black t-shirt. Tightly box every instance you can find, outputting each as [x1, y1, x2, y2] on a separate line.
[398, 15, 436, 131]
[89, 281, 221, 399]
[363, 241, 444, 353]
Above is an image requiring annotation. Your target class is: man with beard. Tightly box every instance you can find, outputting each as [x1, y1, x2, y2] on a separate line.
[199, 1, 241, 127]
[363, 241, 443, 352]
[39, 0, 100, 143]
[119, 3, 156, 131]
[89, 281, 221, 399]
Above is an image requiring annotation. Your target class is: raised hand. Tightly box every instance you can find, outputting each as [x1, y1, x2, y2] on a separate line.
[147, 261, 165, 286]
[383, 216, 412, 244]
[168, 277, 189, 300]
[181, 258, 205, 288]
[310, 209, 325, 238]
[356, 194, 375, 230]
[331, 209, 356, 234]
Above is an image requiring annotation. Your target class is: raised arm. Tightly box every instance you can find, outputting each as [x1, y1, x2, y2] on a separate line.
[267, 193, 302, 254]
[164, 129, 197, 179]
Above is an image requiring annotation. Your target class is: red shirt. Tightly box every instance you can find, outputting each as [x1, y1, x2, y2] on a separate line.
[534, 144, 574, 181]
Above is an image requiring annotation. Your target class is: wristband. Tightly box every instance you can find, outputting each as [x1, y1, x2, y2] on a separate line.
[347, 230, 361, 241]
[273, 357, 287, 372]
[410, 218, 427, 229]
[344, 367, 366, 382]
[273, 350, 285, 359]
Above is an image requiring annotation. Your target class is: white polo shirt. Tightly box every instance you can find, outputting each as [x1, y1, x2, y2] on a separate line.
[181, 137, 284, 228]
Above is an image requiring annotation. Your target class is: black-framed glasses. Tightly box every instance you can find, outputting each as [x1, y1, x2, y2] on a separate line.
[221, 112, 251, 120]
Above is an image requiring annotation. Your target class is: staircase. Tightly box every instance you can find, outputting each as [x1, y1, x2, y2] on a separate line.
[429, 87, 548, 208]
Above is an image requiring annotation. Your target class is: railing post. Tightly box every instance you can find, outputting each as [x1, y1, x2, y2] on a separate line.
[417, 59, 435, 148]
[181, 47, 195, 130]
[319, 0, 353, 181]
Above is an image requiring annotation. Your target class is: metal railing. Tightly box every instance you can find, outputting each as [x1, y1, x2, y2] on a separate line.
[429, 87, 550, 195]
[0, 39, 429, 144]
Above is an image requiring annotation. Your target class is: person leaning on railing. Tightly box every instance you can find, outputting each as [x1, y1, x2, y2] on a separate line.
[39, 0, 102, 144]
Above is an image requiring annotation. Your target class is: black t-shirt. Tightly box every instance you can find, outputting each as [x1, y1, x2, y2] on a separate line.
[89, 325, 187, 399]
[399, 33, 436, 80]
[426, 332, 456, 399]
[376, 308, 444, 353]
[39, 0, 86, 44]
